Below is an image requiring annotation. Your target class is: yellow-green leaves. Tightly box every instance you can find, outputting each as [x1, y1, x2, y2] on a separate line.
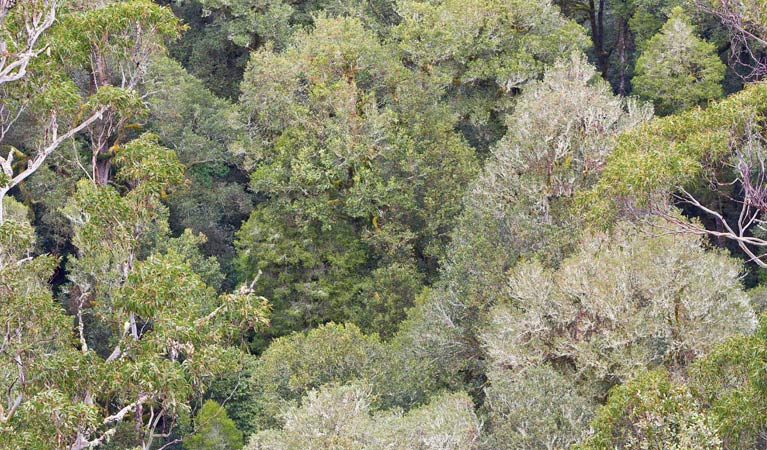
[115, 132, 187, 195]
[583, 82, 767, 225]
[52, 0, 183, 68]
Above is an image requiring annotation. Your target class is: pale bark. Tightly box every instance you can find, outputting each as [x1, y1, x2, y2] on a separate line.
[0, 0, 57, 86]
[0, 107, 107, 223]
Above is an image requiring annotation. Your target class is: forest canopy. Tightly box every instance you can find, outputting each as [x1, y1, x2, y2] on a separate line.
[2, 0, 767, 448]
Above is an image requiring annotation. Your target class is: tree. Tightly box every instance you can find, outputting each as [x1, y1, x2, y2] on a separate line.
[0, 131, 270, 448]
[583, 83, 767, 269]
[0, 0, 56, 84]
[555, 0, 691, 94]
[697, 0, 767, 80]
[484, 220, 755, 382]
[483, 364, 593, 450]
[247, 383, 481, 450]
[633, 7, 725, 115]
[686, 327, 767, 448]
[576, 370, 722, 450]
[0, 0, 115, 223]
[48, 0, 183, 186]
[197, 0, 397, 49]
[396, 54, 650, 384]
[234, 15, 478, 341]
[0, 198, 79, 444]
[184, 400, 244, 450]
[242, 322, 383, 432]
[393, 0, 586, 148]
[145, 55, 253, 287]
[480, 220, 754, 448]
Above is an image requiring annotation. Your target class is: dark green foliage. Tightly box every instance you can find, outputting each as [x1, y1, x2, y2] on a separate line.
[145, 55, 254, 287]
[5, 0, 767, 447]
[234, 15, 479, 341]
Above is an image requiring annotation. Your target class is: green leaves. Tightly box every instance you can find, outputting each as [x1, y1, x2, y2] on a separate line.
[52, 0, 183, 67]
[633, 7, 725, 115]
[394, 0, 586, 145]
[247, 382, 481, 450]
[578, 370, 722, 450]
[583, 82, 767, 224]
[184, 400, 244, 450]
[115, 132, 187, 195]
[235, 14, 478, 339]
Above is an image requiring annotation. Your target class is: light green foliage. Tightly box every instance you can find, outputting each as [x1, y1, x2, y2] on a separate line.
[235, 15, 478, 340]
[213, 318, 442, 436]
[484, 221, 755, 383]
[46, 0, 184, 185]
[247, 383, 481, 450]
[398, 54, 649, 379]
[6, 0, 767, 447]
[53, 0, 181, 65]
[577, 370, 722, 450]
[581, 312, 767, 449]
[584, 83, 767, 223]
[184, 400, 244, 450]
[687, 328, 767, 448]
[29, 133, 271, 447]
[245, 322, 383, 432]
[633, 7, 725, 115]
[394, 0, 586, 147]
[0, 200, 86, 448]
[483, 364, 594, 450]
[63, 133, 186, 318]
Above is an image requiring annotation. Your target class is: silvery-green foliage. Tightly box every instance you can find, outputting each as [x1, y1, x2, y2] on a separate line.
[247, 382, 481, 450]
[480, 221, 754, 449]
[483, 364, 594, 450]
[397, 54, 651, 378]
[484, 220, 756, 383]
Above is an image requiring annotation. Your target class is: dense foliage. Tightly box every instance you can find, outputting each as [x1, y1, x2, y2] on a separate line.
[2, 0, 767, 448]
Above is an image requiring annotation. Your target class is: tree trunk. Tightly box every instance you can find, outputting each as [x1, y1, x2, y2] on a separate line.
[617, 17, 630, 95]
[94, 156, 111, 185]
[91, 50, 113, 186]
[588, 0, 609, 77]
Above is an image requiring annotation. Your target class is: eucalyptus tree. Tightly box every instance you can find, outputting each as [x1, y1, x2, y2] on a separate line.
[0, 133, 270, 448]
[0, 5, 274, 446]
[0, 0, 108, 223]
[584, 83, 767, 269]
[51, 0, 183, 185]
